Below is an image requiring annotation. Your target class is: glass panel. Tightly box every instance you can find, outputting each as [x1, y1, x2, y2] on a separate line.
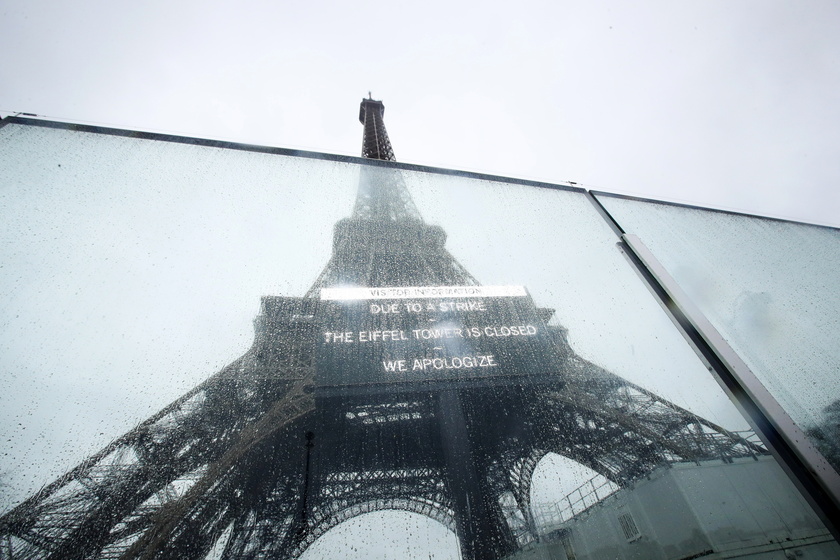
[597, 194, 840, 475]
[1, 121, 836, 559]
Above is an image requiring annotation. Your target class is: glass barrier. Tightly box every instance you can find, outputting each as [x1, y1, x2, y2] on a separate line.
[596, 194, 840, 476]
[1, 120, 836, 559]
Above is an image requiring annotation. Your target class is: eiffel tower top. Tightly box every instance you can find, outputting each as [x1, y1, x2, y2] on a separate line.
[353, 97, 423, 222]
[304, 98, 478, 293]
[359, 96, 395, 161]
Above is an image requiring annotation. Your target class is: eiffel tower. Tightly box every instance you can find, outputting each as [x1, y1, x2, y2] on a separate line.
[0, 98, 764, 560]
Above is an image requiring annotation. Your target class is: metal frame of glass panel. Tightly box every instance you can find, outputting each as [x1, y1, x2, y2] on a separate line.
[588, 190, 840, 540]
[0, 115, 585, 197]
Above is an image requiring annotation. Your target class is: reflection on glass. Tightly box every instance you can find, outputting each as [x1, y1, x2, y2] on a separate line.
[597, 194, 840, 476]
[0, 117, 836, 559]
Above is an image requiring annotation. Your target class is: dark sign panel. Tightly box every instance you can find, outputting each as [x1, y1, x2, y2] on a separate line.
[315, 285, 561, 388]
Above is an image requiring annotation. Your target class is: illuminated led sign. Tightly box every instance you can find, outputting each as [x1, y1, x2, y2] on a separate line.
[316, 285, 561, 388]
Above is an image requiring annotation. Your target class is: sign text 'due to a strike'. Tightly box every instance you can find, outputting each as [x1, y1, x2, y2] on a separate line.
[320, 285, 527, 301]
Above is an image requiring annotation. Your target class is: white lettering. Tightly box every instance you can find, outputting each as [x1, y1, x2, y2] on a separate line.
[483, 325, 538, 337]
[321, 285, 527, 300]
[323, 331, 355, 343]
[410, 355, 499, 371]
[383, 360, 407, 372]
[357, 330, 410, 342]
[370, 303, 400, 314]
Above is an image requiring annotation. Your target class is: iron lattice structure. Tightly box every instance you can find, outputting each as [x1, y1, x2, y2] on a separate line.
[0, 98, 765, 560]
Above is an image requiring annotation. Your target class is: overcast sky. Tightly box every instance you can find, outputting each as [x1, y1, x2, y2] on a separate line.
[2, 0, 839, 227]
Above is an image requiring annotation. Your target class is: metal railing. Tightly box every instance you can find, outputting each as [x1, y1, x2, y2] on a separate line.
[531, 430, 765, 535]
[532, 474, 619, 534]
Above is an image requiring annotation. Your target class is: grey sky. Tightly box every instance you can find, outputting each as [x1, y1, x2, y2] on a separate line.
[2, 1, 839, 227]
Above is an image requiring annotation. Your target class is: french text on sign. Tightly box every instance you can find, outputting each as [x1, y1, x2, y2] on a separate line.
[320, 285, 527, 300]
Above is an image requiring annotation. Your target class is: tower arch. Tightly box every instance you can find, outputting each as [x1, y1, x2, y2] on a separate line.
[296, 504, 458, 560]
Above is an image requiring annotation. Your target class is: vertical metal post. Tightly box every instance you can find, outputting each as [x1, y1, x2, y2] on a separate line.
[437, 390, 515, 560]
[300, 431, 315, 526]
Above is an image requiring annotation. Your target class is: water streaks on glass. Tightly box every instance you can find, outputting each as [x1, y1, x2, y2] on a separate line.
[0, 119, 836, 559]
